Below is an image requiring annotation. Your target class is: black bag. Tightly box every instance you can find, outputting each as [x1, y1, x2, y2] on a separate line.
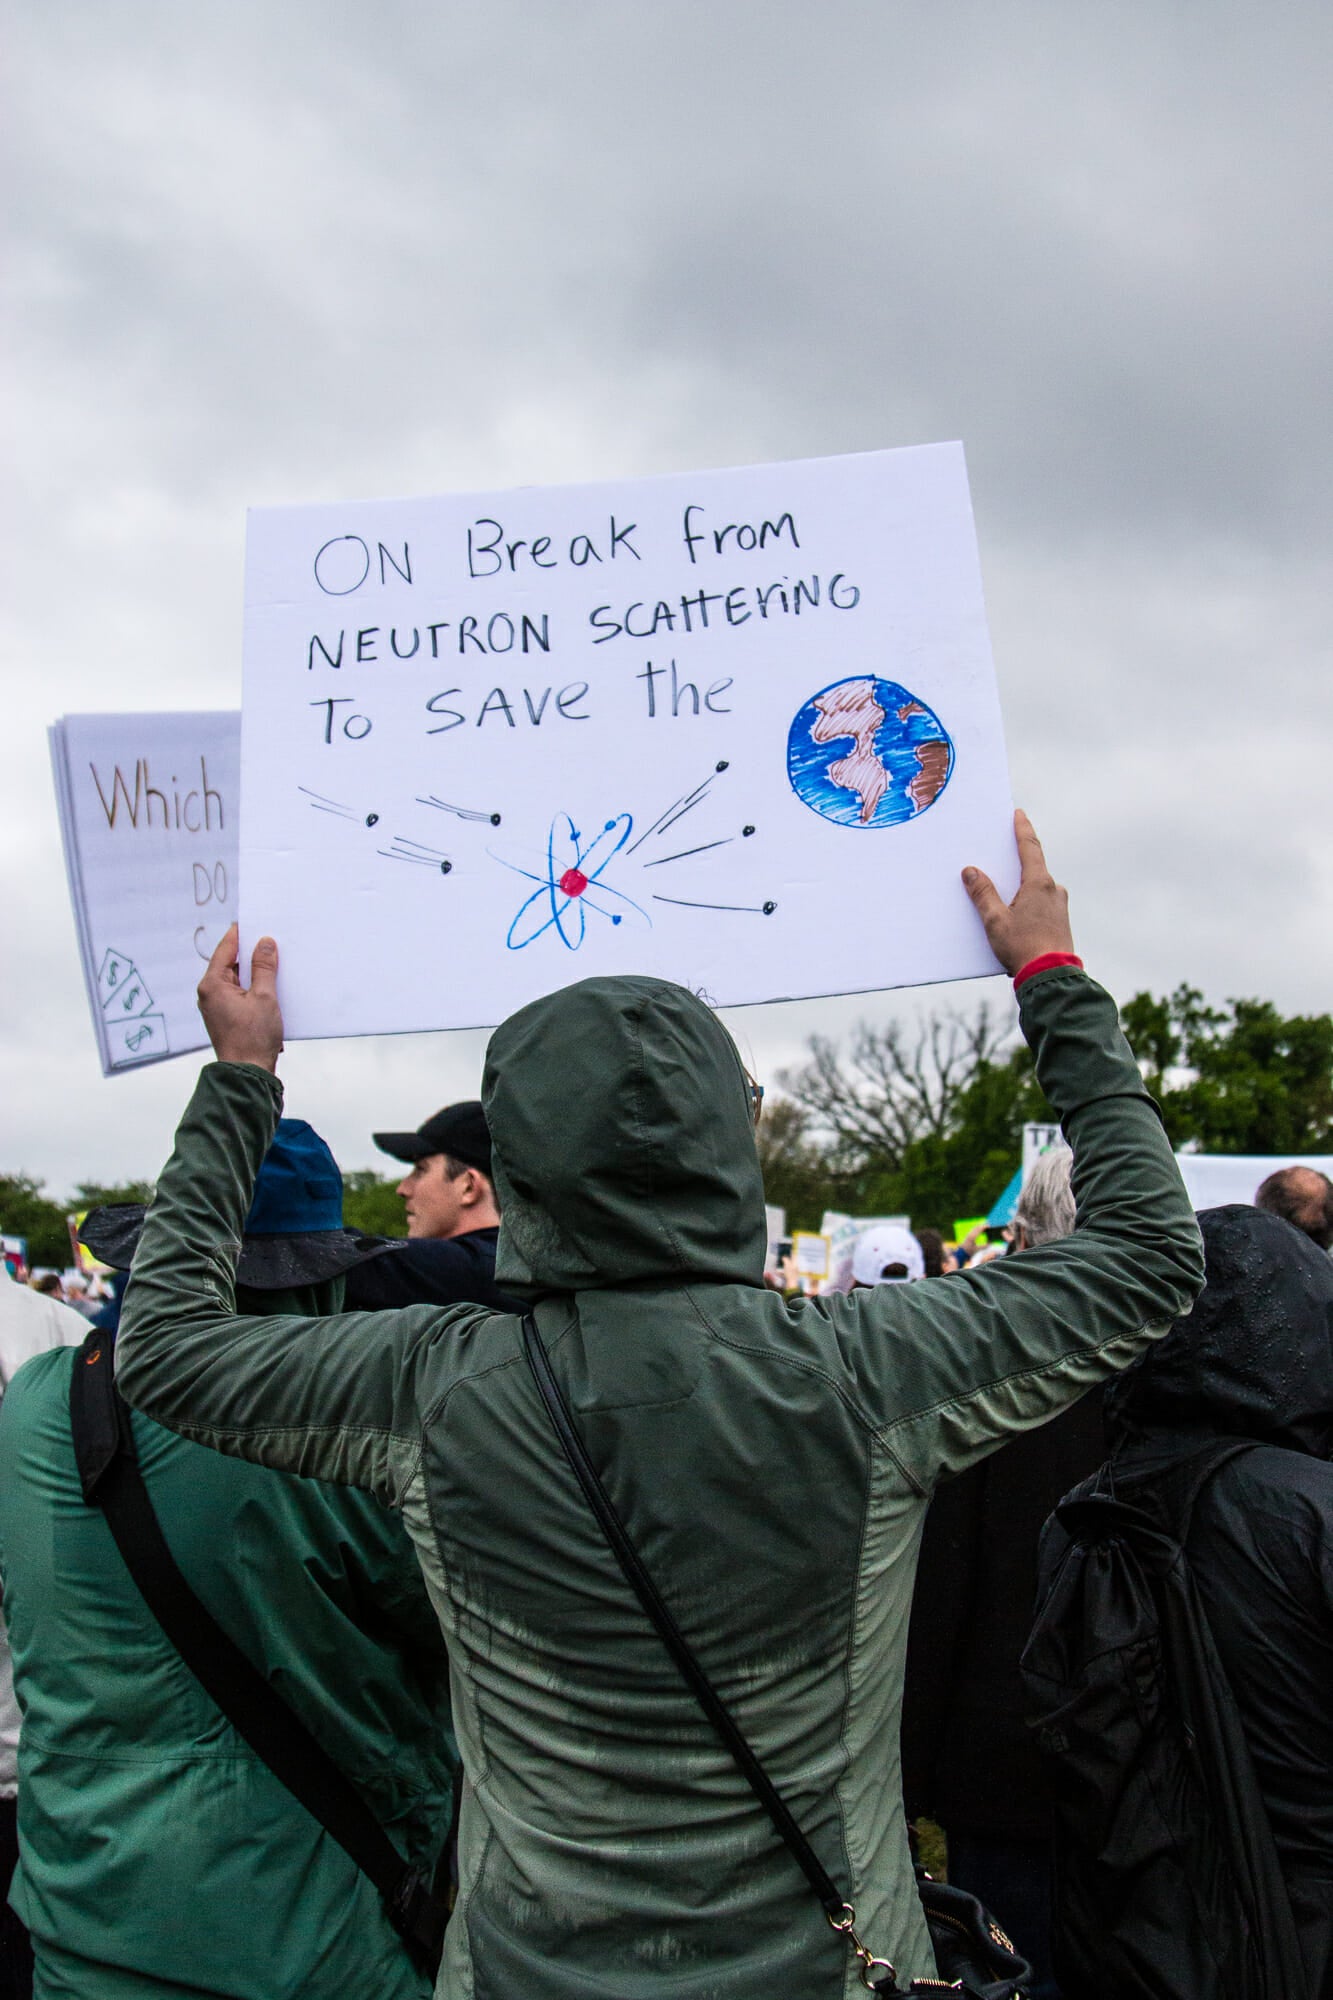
[521, 1312, 1031, 1999]
[1020, 1441, 1309, 2000]
[68, 1327, 448, 1975]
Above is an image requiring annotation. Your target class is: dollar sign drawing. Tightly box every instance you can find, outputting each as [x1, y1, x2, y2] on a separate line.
[126, 1024, 153, 1053]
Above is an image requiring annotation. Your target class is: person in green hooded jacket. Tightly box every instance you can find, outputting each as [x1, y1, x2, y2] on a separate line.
[0, 1122, 454, 2000]
[115, 813, 1204, 1996]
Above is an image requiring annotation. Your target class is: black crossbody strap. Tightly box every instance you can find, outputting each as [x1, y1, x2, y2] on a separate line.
[69, 1330, 445, 1974]
[520, 1313, 848, 1923]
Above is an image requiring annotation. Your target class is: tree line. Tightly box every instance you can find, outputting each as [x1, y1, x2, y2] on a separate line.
[7, 985, 1333, 1267]
[765, 985, 1333, 1232]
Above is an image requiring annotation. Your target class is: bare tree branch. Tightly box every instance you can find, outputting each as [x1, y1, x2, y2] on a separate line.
[777, 1002, 1017, 1171]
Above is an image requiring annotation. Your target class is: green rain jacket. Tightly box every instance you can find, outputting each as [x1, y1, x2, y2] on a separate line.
[117, 965, 1203, 1998]
[0, 1281, 454, 2000]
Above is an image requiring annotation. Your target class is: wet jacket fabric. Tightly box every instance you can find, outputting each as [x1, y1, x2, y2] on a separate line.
[1100, 1205, 1333, 1998]
[116, 966, 1203, 1998]
[0, 1276, 454, 2000]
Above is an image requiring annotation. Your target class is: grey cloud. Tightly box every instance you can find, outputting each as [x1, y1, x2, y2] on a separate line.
[13, 2, 1330, 545]
[5, 0, 1331, 1192]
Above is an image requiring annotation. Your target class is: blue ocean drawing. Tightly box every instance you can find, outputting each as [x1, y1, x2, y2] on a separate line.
[786, 677, 954, 829]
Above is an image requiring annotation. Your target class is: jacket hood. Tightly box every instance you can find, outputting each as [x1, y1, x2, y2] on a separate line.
[483, 975, 768, 1298]
[1106, 1204, 1333, 1459]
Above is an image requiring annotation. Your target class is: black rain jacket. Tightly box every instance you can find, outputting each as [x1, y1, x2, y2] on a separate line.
[343, 1226, 520, 1313]
[1101, 1204, 1333, 1998]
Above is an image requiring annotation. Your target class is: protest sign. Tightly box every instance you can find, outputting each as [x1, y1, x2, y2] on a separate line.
[820, 1209, 912, 1293]
[50, 713, 240, 1074]
[1173, 1152, 1333, 1211]
[240, 443, 1016, 1039]
[68, 1214, 114, 1277]
[1022, 1120, 1063, 1182]
[791, 1232, 831, 1280]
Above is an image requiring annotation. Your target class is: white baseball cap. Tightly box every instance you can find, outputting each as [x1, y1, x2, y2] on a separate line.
[851, 1224, 925, 1286]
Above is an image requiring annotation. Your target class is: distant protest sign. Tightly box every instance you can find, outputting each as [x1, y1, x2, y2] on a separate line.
[50, 713, 239, 1073]
[240, 443, 1016, 1039]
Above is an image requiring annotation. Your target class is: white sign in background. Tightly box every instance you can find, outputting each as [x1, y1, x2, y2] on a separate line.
[241, 444, 1018, 1039]
[50, 713, 240, 1073]
[1022, 1121, 1065, 1181]
[1172, 1153, 1333, 1212]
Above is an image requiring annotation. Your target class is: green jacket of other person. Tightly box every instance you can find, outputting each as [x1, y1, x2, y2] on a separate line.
[116, 966, 1203, 1998]
[0, 1276, 455, 2000]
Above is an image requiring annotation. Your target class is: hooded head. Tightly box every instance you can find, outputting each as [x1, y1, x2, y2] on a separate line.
[1106, 1204, 1333, 1460]
[483, 975, 767, 1297]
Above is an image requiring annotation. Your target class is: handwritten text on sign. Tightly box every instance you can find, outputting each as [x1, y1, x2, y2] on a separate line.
[240, 444, 1016, 1039]
[50, 712, 239, 1073]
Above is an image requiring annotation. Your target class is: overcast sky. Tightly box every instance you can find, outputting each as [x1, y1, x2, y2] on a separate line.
[5, 0, 1331, 1197]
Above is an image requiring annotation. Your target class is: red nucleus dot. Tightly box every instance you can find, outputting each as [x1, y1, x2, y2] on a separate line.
[558, 868, 589, 898]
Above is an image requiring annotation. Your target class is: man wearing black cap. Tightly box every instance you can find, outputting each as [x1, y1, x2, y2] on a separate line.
[343, 1101, 518, 1313]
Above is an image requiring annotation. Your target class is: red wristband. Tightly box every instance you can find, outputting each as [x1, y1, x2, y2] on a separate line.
[1013, 952, 1083, 991]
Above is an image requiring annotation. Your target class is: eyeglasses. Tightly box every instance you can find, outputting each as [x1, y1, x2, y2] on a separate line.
[743, 1068, 765, 1128]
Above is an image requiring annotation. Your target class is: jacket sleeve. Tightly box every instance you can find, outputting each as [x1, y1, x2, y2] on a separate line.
[115, 1062, 483, 1505]
[822, 967, 1204, 1491]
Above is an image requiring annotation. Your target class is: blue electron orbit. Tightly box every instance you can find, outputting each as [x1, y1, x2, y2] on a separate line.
[495, 812, 650, 951]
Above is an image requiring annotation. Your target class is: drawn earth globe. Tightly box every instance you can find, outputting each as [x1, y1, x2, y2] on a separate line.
[786, 676, 955, 829]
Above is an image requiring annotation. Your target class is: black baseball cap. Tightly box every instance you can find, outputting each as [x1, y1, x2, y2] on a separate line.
[373, 1100, 493, 1177]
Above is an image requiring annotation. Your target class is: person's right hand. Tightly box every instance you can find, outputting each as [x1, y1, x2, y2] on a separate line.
[197, 924, 284, 1073]
[962, 810, 1075, 978]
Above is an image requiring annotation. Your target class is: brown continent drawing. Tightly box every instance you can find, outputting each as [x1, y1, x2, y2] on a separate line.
[908, 740, 951, 813]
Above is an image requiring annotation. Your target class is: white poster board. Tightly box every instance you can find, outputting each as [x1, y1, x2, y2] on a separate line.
[819, 1209, 913, 1294]
[1172, 1153, 1333, 1212]
[1022, 1121, 1064, 1183]
[50, 713, 240, 1073]
[791, 1232, 831, 1279]
[241, 444, 1016, 1039]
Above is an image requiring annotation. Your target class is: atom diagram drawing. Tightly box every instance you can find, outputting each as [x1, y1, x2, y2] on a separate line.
[491, 762, 777, 953]
[494, 813, 648, 950]
[298, 765, 778, 956]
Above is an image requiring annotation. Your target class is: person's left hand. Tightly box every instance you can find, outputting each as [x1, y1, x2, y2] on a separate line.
[197, 924, 284, 1073]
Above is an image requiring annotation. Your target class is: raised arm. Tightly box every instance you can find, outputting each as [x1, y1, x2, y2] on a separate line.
[115, 928, 476, 1504]
[820, 816, 1204, 1488]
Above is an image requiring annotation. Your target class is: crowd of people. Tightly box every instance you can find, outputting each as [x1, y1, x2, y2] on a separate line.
[0, 814, 1327, 1999]
[3, 1271, 112, 1316]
